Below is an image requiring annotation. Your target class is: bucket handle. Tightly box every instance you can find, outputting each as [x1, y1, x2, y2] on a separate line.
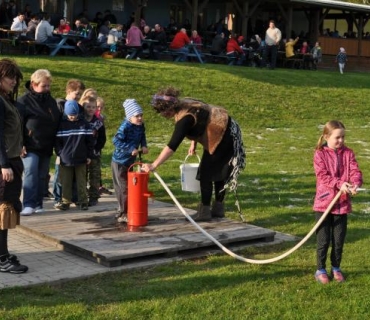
[128, 162, 145, 172]
[183, 154, 201, 166]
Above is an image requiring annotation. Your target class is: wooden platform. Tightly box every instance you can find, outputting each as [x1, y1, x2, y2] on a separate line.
[17, 196, 277, 267]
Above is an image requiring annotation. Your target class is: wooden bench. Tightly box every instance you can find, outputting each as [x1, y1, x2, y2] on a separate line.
[0, 38, 13, 54]
[203, 53, 237, 65]
[284, 57, 304, 69]
[158, 49, 183, 61]
[19, 40, 37, 55]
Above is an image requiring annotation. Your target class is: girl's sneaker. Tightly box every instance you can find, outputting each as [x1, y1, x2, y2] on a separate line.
[0, 254, 28, 274]
[331, 268, 345, 282]
[315, 270, 330, 284]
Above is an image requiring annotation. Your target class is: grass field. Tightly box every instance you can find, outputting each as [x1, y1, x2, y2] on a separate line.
[1, 56, 370, 319]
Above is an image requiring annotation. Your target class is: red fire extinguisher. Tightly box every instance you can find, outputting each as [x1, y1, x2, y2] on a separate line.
[127, 162, 153, 227]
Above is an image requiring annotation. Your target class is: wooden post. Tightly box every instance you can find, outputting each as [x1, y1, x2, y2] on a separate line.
[242, 1, 249, 38]
[287, 5, 293, 39]
[192, 0, 198, 31]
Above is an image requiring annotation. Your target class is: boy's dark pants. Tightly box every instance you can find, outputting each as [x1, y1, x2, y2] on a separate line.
[315, 212, 347, 270]
[88, 157, 101, 201]
[111, 161, 128, 215]
[60, 164, 88, 205]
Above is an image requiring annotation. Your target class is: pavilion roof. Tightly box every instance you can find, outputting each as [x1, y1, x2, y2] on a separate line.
[291, 0, 370, 12]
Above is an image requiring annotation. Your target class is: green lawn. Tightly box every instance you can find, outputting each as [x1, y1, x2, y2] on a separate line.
[1, 56, 370, 319]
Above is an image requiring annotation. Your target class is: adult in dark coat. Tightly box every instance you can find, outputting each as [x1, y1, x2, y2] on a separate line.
[16, 69, 61, 216]
[0, 58, 28, 274]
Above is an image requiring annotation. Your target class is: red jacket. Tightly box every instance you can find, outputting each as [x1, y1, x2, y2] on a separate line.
[170, 31, 190, 49]
[226, 38, 244, 54]
[313, 145, 362, 214]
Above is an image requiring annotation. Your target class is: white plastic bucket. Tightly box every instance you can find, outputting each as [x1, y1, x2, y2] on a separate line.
[180, 154, 201, 193]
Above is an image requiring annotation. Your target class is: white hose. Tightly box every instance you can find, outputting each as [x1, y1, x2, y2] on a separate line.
[153, 171, 342, 264]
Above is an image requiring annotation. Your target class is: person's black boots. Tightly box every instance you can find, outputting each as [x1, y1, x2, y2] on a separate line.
[190, 204, 212, 221]
[211, 201, 225, 218]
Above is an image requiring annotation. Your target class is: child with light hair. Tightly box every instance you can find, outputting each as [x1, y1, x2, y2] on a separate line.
[335, 47, 347, 74]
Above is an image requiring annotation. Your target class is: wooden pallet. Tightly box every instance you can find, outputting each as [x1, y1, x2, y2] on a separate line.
[17, 199, 276, 267]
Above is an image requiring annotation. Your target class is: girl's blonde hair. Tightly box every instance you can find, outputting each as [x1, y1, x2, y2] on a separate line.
[79, 88, 98, 104]
[80, 96, 97, 107]
[96, 96, 104, 106]
[316, 120, 345, 150]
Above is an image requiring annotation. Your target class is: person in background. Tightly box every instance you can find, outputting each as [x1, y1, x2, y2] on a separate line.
[57, 18, 71, 34]
[55, 100, 94, 211]
[93, 11, 103, 30]
[10, 12, 27, 40]
[226, 33, 246, 65]
[190, 30, 202, 45]
[35, 13, 60, 44]
[311, 41, 322, 70]
[167, 17, 178, 36]
[313, 120, 362, 284]
[210, 32, 226, 56]
[26, 14, 39, 40]
[335, 47, 347, 74]
[73, 19, 83, 33]
[0, 58, 28, 274]
[107, 24, 123, 53]
[285, 37, 299, 59]
[112, 99, 148, 223]
[97, 20, 110, 44]
[76, 18, 96, 56]
[262, 20, 281, 69]
[169, 28, 190, 62]
[300, 41, 314, 69]
[125, 22, 145, 60]
[17, 69, 61, 216]
[142, 87, 246, 222]
[284, 37, 299, 68]
[149, 23, 167, 59]
[81, 96, 106, 206]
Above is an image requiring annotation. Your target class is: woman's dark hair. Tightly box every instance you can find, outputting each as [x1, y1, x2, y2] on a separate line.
[152, 86, 181, 115]
[0, 58, 23, 102]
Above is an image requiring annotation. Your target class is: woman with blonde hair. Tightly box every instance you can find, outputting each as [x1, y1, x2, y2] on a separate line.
[17, 69, 61, 216]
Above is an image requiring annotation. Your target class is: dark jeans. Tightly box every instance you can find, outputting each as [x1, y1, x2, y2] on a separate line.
[263, 44, 278, 68]
[315, 212, 347, 270]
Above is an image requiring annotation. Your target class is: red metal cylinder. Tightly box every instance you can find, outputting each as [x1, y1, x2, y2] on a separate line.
[127, 163, 153, 227]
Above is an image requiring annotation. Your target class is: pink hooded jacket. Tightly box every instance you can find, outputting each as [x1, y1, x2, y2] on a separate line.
[126, 25, 144, 47]
[313, 145, 362, 214]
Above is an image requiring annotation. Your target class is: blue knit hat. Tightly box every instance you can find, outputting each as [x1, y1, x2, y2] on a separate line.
[123, 99, 143, 120]
[64, 100, 79, 116]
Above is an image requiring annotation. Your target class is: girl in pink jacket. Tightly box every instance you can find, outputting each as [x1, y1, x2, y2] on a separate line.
[313, 120, 362, 284]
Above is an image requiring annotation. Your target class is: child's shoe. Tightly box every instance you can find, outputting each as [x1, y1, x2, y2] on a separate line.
[117, 214, 128, 223]
[331, 267, 345, 282]
[54, 202, 70, 211]
[0, 254, 28, 274]
[80, 203, 88, 210]
[315, 269, 330, 284]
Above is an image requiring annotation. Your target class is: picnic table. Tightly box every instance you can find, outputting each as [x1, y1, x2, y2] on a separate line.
[187, 42, 204, 63]
[47, 33, 83, 56]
